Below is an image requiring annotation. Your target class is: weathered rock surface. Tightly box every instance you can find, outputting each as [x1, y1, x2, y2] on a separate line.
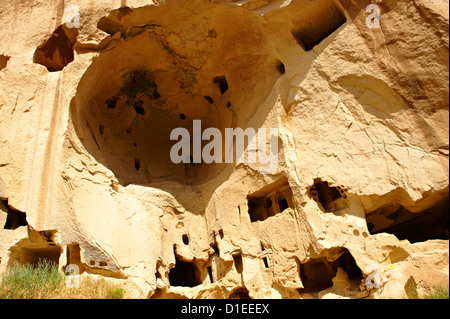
[0, 0, 448, 299]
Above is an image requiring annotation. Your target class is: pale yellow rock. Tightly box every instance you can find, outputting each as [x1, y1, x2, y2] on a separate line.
[0, 0, 448, 299]
[317, 268, 353, 299]
[356, 290, 370, 299]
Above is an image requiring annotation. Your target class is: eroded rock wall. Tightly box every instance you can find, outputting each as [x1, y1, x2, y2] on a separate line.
[0, 0, 448, 299]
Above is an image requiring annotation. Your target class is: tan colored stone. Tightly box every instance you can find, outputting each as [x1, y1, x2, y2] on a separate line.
[0, 0, 448, 299]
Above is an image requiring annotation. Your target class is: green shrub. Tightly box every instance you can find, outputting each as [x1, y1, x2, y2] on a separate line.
[0, 260, 126, 299]
[108, 286, 124, 299]
[422, 287, 449, 299]
[0, 260, 64, 299]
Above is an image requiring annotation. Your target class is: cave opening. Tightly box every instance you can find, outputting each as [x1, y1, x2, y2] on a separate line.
[338, 249, 363, 280]
[182, 234, 189, 245]
[65, 243, 85, 274]
[2, 199, 28, 230]
[290, 0, 347, 51]
[204, 95, 214, 104]
[310, 178, 347, 213]
[0, 54, 9, 71]
[73, 66, 233, 186]
[169, 255, 202, 288]
[228, 287, 251, 299]
[14, 246, 61, 268]
[247, 178, 293, 222]
[24, 247, 60, 267]
[298, 249, 363, 293]
[365, 196, 449, 243]
[133, 100, 146, 115]
[207, 265, 214, 284]
[106, 97, 117, 109]
[233, 253, 243, 274]
[299, 257, 339, 293]
[72, 2, 293, 189]
[276, 60, 285, 75]
[277, 194, 289, 212]
[33, 24, 78, 72]
[213, 76, 229, 95]
[134, 158, 141, 172]
[262, 257, 269, 269]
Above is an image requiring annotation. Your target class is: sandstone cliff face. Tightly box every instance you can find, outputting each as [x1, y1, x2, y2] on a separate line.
[0, 0, 448, 299]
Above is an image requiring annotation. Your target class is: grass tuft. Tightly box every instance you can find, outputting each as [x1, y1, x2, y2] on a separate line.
[421, 286, 449, 299]
[0, 261, 125, 299]
[0, 260, 64, 299]
[109, 286, 125, 299]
